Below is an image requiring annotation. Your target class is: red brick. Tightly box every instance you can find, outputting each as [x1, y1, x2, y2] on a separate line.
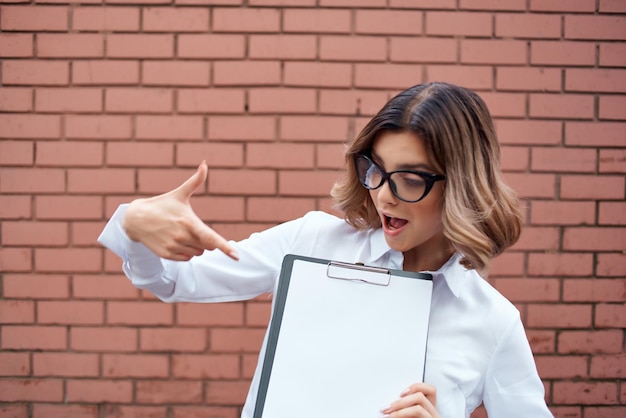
[143, 61, 210, 86]
[210, 328, 265, 352]
[35, 196, 102, 220]
[355, 10, 422, 35]
[0, 140, 32, 165]
[0, 168, 64, 193]
[0, 300, 34, 324]
[247, 197, 315, 222]
[526, 330, 556, 353]
[503, 173, 556, 199]
[137, 168, 204, 194]
[565, 122, 625, 147]
[66, 115, 132, 139]
[72, 60, 139, 85]
[35, 87, 102, 112]
[591, 148, 623, 178]
[2, 274, 69, 299]
[599, 43, 626, 67]
[316, 143, 345, 169]
[355, 63, 422, 89]
[561, 175, 625, 200]
[583, 407, 626, 418]
[250, 0, 312, 5]
[33, 353, 98, 377]
[279, 170, 340, 196]
[0, 195, 31, 219]
[36, 140, 103, 166]
[530, 0, 595, 12]
[108, 34, 174, 58]
[320, 35, 386, 62]
[530, 201, 595, 226]
[67, 168, 135, 193]
[249, 34, 316, 59]
[247, 143, 314, 169]
[565, 15, 626, 40]
[390, 37, 457, 64]
[177, 34, 245, 59]
[243, 353, 260, 379]
[495, 278, 560, 302]
[595, 303, 626, 328]
[514, 227, 560, 251]
[590, 355, 626, 379]
[284, 62, 352, 88]
[248, 88, 316, 114]
[530, 94, 594, 119]
[177, 302, 244, 327]
[213, 8, 279, 32]
[205, 381, 250, 405]
[70, 327, 137, 352]
[137, 381, 203, 404]
[1, 5, 68, 31]
[597, 253, 626, 277]
[528, 253, 594, 277]
[73, 274, 139, 299]
[2, 221, 68, 246]
[496, 13, 561, 38]
[461, 39, 527, 64]
[246, 301, 271, 327]
[425, 11, 492, 36]
[599, 202, 626, 225]
[531, 147, 597, 173]
[143, 6, 209, 32]
[320, 0, 385, 6]
[102, 406, 167, 418]
[553, 381, 618, 405]
[527, 304, 592, 328]
[214, 61, 281, 86]
[35, 248, 101, 273]
[0, 379, 63, 402]
[599, 96, 626, 120]
[460, 0, 525, 10]
[177, 143, 243, 168]
[140, 328, 207, 352]
[566, 69, 626, 93]
[564, 227, 626, 251]
[105, 88, 173, 113]
[489, 252, 522, 277]
[135, 115, 203, 140]
[531, 41, 596, 66]
[0, 248, 31, 272]
[0, 33, 33, 57]
[107, 142, 173, 167]
[208, 116, 276, 141]
[72, 221, 106, 247]
[558, 330, 623, 354]
[478, 92, 526, 118]
[281, 116, 349, 141]
[37, 300, 103, 325]
[425, 65, 491, 90]
[37, 33, 103, 58]
[2, 325, 66, 350]
[173, 354, 240, 379]
[600, 0, 626, 12]
[32, 405, 97, 418]
[103, 354, 169, 378]
[497, 121, 561, 146]
[391, 0, 456, 8]
[283, 9, 351, 33]
[207, 169, 275, 195]
[66, 379, 133, 403]
[501, 144, 529, 170]
[177, 88, 245, 114]
[2, 60, 68, 85]
[73, 6, 140, 31]
[319, 89, 388, 116]
[0, 87, 32, 112]
[107, 301, 173, 325]
[0, 352, 30, 376]
[496, 67, 561, 92]
[535, 355, 588, 379]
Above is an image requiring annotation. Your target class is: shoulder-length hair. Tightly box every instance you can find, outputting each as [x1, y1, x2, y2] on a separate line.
[331, 82, 523, 273]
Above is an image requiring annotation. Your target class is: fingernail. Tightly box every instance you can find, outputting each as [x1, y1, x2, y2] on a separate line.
[380, 405, 391, 414]
[229, 250, 240, 261]
[400, 387, 410, 396]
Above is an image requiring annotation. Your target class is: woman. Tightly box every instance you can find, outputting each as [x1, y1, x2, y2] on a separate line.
[99, 82, 553, 417]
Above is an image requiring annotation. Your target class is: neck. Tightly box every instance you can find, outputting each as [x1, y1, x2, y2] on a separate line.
[402, 235, 455, 272]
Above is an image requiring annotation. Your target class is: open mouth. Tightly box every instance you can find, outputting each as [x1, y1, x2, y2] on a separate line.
[384, 214, 408, 231]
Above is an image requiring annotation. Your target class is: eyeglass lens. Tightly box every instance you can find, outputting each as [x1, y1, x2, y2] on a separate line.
[356, 155, 430, 202]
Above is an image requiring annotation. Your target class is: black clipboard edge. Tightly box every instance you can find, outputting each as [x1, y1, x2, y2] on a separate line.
[253, 254, 433, 418]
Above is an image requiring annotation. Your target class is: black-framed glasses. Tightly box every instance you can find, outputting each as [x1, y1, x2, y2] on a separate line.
[354, 154, 446, 203]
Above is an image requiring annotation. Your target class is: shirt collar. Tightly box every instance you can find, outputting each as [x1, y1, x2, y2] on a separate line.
[368, 229, 469, 298]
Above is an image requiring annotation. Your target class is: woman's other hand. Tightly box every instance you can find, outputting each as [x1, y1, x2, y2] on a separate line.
[122, 161, 239, 262]
[381, 383, 440, 418]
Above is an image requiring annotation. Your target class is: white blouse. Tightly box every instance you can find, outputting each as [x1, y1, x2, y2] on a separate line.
[99, 206, 553, 418]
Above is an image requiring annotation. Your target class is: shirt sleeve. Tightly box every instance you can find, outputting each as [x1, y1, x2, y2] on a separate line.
[97, 204, 309, 303]
[482, 314, 554, 417]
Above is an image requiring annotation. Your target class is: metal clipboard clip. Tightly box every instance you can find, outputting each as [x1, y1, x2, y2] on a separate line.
[326, 261, 391, 287]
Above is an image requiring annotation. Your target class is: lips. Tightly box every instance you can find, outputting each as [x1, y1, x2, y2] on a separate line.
[383, 213, 408, 231]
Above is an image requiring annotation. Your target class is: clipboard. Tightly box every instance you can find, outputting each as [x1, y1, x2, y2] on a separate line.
[253, 254, 433, 418]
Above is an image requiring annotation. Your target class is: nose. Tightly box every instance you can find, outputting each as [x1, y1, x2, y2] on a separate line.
[374, 179, 398, 205]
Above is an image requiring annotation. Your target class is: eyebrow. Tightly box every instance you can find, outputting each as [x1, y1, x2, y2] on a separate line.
[370, 151, 434, 172]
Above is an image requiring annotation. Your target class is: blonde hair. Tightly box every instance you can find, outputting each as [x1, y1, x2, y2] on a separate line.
[331, 82, 522, 273]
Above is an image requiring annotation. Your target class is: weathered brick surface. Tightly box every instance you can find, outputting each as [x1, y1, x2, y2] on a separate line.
[0, 1, 624, 416]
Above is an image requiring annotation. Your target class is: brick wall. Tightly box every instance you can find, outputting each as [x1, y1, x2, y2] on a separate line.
[0, 1, 625, 417]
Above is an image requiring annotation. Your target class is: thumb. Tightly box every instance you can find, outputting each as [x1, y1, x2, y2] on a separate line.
[173, 161, 208, 202]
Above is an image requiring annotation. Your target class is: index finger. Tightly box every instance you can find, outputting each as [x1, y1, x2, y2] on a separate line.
[191, 218, 239, 261]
